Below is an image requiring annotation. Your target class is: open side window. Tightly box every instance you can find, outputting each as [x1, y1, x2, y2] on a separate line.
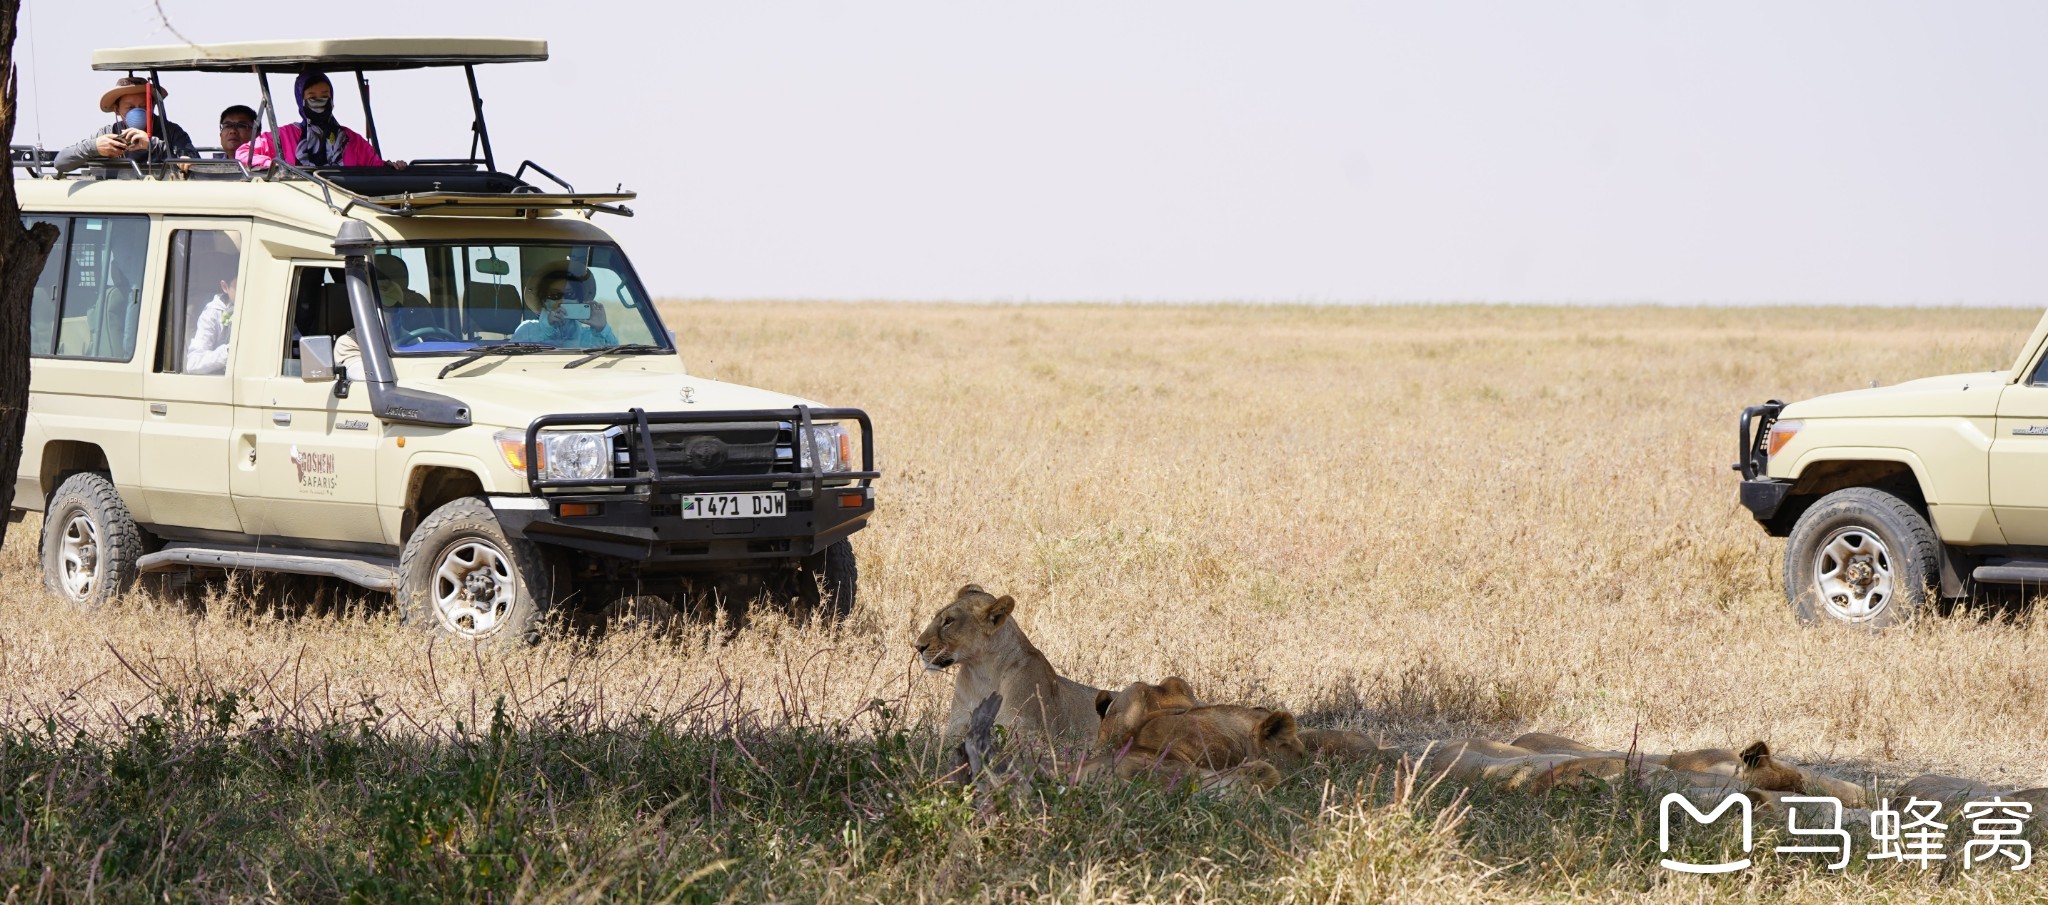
[279, 265, 350, 377]
[154, 228, 244, 375]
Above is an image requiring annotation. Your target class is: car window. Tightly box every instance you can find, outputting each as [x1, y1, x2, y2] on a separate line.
[50, 216, 148, 361]
[25, 216, 68, 357]
[376, 243, 669, 353]
[280, 266, 349, 377]
[154, 228, 244, 375]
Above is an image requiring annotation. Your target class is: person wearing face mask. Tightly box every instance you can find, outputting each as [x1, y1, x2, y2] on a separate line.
[237, 71, 407, 170]
[52, 76, 198, 174]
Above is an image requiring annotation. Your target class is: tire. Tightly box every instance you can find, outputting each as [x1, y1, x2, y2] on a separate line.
[397, 496, 553, 645]
[781, 540, 858, 624]
[1783, 486, 1939, 628]
[40, 472, 144, 608]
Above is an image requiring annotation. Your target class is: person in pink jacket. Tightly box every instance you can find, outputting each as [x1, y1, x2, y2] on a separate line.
[237, 70, 408, 170]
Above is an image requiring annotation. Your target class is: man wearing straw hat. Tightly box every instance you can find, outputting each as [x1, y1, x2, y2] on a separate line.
[53, 76, 198, 174]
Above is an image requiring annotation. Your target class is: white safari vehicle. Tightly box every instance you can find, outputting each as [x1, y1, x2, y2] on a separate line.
[10, 39, 877, 642]
[1735, 312, 2048, 627]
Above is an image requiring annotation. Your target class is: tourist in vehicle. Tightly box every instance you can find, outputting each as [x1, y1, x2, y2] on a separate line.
[52, 76, 198, 174]
[236, 71, 407, 169]
[184, 264, 238, 376]
[216, 104, 257, 159]
[332, 255, 433, 371]
[513, 270, 618, 348]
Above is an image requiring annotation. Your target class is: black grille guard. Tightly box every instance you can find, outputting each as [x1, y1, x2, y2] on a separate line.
[523, 406, 877, 497]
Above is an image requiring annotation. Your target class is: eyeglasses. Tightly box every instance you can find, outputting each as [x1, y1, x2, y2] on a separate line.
[544, 291, 572, 302]
[219, 121, 254, 132]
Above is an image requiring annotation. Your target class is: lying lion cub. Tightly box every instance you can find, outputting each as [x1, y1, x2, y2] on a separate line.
[915, 585, 1103, 747]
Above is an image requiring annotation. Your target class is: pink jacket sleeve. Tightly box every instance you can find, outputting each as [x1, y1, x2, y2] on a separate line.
[236, 124, 295, 168]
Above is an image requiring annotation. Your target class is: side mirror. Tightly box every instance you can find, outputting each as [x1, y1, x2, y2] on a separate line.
[299, 336, 335, 380]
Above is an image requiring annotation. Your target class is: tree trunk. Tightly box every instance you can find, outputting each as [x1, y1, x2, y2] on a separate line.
[0, 0, 62, 551]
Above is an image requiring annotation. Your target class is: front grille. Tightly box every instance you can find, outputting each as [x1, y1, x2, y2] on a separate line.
[616, 421, 796, 479]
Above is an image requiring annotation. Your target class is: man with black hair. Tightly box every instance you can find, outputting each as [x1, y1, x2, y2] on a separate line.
[217, 104, 258, 159]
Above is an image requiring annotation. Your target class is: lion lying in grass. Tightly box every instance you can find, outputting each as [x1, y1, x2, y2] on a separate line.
[915, 584, 1103, 747]
[914, 591, 2020, 808]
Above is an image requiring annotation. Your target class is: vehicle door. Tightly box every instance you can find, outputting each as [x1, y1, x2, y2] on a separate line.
[231, 262, 384, 543]
[1989, 354, 2048, 542]
[24, 214, 150, 519]
[141, 218, 246, 531]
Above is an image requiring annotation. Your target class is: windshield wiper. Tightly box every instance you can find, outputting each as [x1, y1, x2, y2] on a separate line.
[563, 344, 669, 369]
[437, 343, 560, 379]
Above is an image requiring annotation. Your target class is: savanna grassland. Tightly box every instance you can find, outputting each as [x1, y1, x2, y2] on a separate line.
[5, 302, 2048, 902]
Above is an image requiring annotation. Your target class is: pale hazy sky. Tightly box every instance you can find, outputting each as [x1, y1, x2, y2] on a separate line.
[18, 1, 2048, 304]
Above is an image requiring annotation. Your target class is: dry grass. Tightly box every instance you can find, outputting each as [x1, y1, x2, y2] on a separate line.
[6, 301, 2048, 901]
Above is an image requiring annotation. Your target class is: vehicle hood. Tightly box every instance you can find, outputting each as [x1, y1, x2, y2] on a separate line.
[407, 361, 818, 429]
[1782, 370, 2008, 419]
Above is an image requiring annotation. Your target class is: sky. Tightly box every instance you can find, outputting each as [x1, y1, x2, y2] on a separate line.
[17, 1, 2048, 305]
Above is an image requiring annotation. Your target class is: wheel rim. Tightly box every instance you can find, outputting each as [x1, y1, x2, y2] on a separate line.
[431, 539, 516, 639]
[57, 512, 101, 600]
[1812, 526, 1895, 622]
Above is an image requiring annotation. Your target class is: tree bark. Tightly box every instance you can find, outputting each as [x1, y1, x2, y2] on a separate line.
[0, 0, 62, 550]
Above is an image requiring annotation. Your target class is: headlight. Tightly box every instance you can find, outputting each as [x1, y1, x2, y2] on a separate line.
[495, 429, 613, 481]
[798, 423, 853, 473]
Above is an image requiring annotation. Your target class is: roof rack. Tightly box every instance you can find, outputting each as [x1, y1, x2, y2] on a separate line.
[36, 37, 634, 218]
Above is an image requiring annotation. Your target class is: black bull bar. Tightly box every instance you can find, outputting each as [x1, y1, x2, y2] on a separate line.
[522, 405, 879, 495]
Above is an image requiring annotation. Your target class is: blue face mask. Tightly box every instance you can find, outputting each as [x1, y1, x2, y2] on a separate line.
[123, 107, 148, 130]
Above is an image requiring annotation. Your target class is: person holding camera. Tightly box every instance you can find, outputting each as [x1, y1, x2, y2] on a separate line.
[52, 76, 198, 174]
[512, 270, 618, 348]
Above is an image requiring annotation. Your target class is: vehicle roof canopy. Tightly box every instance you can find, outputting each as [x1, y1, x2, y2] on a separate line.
[91, 37, 546, 73]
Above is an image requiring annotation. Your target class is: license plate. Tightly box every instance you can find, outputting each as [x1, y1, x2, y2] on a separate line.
[681, 492, 787, 520]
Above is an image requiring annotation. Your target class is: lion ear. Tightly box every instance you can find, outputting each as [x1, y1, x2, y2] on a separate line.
[1095, 690, 1116, 719]
[986, 595, 1016, 625]
[1739, 741, 1771, 769]
[1161, 676, 1195, 700]
[1257, 711, 1298, 745]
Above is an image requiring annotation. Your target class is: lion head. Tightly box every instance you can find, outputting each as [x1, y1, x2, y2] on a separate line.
[914, 584, 1015, 672]
[1128, 704, 1307, 771]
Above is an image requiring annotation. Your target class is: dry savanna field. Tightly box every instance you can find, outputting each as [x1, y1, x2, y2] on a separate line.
[6, 302, 2048, 902]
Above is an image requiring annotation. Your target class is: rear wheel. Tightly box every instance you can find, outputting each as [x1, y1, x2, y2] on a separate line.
[40, 473, 143, 608]
[398, 497, 553, 645]
[1783, 486, 1938, 628]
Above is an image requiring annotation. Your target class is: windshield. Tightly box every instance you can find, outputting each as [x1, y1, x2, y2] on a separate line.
[370, 243, 668, 354]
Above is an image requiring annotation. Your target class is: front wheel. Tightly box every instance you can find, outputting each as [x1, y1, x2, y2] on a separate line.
[769, 541, 858, 624]
[1783, 486, 1939, 628]
[398, 497, 553, 645]
[41, 472, 144, 607]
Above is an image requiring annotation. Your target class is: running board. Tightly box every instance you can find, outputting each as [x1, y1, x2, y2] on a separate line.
[1971, 561, 2048, 586]
[137, 544, 400, 593]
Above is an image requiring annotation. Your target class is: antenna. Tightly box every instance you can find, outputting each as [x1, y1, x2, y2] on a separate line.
[24, 0, 43, 148]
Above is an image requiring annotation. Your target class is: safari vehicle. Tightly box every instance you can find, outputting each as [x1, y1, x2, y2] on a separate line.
[9, 38, 877, 643]
[1734, 313, 2048, 627]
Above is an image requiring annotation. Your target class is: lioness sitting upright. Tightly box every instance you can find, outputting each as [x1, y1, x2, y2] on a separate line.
[915, 585, 1103, 747]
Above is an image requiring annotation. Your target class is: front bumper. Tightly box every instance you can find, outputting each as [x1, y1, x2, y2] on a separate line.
[1738, 478, 1792, 522]
[491, 489, 873, 566]
[498, 404, 880, 569]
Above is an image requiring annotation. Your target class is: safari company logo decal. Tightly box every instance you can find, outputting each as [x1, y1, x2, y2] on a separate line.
[289, 444, 338, 494]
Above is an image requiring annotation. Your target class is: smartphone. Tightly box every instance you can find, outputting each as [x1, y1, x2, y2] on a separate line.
[559, 303, 592, 321]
